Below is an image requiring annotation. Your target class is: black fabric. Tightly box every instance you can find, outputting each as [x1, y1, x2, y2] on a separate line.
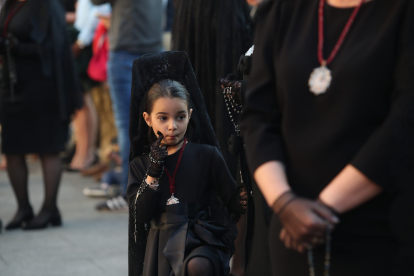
[128, 143, 239, 276]
[0, 0, 76, 153]
[240, 0, 414, 275]
[128, 51, 239, 276]
[59, 0, 75, 12]
[5, 155, 30, 211]
[0, 0, 82, 123]
[172, 0, 253, 177]
[0, 57, 69, 153]
[67, 25, 100, 93]
[223, 51, 256, 271]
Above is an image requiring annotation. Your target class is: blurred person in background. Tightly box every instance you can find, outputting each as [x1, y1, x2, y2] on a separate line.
[0, 0, 82, 230]
[246, 0, 264, 17]
[92, 0, 163, 211]
[172, 0, 253, 178]
[0, 154, 6, 170]
[241, 0, 414, 275]
[60, 0, 76, 24]
[161, 0, 173, 51]
[80, 6, 119, 182]
[83, 140, 122, 198]
[69, 0, 110, 171]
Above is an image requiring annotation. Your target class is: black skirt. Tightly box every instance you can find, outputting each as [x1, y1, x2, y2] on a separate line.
[143, 203, 231, 276]
[1, 57, 69, 154]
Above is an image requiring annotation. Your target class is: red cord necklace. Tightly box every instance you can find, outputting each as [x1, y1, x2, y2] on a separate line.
[3, 0, 26, 37]
[164, 137, 187, 205]
[308, 0, 364, 95]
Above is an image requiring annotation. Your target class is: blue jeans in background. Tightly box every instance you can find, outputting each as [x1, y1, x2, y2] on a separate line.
[107, 51, 142, 196]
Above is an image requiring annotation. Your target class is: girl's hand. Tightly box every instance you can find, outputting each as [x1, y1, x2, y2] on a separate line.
[147, 132, 168, 178]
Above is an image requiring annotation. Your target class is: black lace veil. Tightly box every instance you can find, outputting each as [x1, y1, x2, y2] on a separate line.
[128, 51, 238, 276]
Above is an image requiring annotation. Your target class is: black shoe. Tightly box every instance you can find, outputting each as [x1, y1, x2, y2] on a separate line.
[5, 208, 34, 230]
[23, 209, 62, 230]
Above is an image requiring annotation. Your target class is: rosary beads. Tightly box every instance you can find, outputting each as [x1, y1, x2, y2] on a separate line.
[223, 87, 243, 135]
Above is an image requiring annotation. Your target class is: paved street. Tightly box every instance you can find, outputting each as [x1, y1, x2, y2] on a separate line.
[0, 158, 128, 276]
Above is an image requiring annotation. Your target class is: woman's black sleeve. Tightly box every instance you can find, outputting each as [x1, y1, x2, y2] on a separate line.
[239, 1, 286, 175]
[350, 2, 414, 193]
[127, 158, 161, 223]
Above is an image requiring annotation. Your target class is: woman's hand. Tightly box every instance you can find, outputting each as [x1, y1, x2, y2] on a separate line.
[279, 228, 308, 253]
[147, 132, 168, 178]
[273, 192, 339, 243]
[218, 74, 242, 105]
[239, 187, 248, 211]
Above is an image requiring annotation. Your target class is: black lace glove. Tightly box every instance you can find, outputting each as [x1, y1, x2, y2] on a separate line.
[147, 132, 168, 178]
[218, 74, 242, 105]
[273, 191, 339, 243]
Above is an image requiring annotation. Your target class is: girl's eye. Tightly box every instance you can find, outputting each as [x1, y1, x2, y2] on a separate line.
[159, 116, 167, 121]
[178, 115, 186, 120]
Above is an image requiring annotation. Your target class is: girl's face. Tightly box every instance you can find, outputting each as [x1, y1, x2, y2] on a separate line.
[143, 97, 193, 146]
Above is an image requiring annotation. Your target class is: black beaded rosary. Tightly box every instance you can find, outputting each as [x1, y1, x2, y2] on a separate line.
[222, 87, 242, 135]
[307, 222, 332, 276]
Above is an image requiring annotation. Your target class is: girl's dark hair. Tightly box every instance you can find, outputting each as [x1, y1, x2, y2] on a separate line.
[145, 79, 195, 142]
[145, 79, 190, 114]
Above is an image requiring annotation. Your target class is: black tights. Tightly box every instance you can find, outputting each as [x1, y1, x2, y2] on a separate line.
[6, 153, 62, 214]
[187, 257, 215, 276]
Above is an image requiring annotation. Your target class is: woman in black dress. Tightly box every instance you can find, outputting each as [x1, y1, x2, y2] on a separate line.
[127, 51, 246, 276]
[240, 0, 414, 275]
[0, 0, 82, 230]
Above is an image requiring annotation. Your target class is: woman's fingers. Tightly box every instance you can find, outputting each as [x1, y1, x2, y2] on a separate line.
[280, 228, 306, 253]
[279, 228, 291, 249]
[312, 202, 339, 225]
[279, 228, 290, 248]
[279, 228, 286, 241]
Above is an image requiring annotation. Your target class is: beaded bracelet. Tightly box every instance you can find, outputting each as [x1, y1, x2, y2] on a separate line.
[149, 152, 164, 165]
[145, 178, 159, 188]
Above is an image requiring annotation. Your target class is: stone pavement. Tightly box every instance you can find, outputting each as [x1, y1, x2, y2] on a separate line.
[0, 158, 128, 276]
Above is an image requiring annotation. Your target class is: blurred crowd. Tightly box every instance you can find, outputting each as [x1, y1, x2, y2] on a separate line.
[0, 0, 262, 216]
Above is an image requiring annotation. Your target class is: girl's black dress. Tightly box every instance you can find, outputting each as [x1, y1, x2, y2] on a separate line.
[128, 142, 240, 276]
[0, 0, 82, 154]
[240, 0, 414, 275]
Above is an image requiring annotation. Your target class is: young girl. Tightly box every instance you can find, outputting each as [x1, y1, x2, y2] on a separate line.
[127, 52, 246, 276]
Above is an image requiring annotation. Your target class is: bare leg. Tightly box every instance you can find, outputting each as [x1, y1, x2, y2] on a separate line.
[85, 92, 98, 163]
[0, 154, 7, 170]
[5, 154, 33, 230]
[23, 153, 62, 230]
[70, 104, 89, 169]
[187, 257, 215, 276]
[70, 93, 96, 170]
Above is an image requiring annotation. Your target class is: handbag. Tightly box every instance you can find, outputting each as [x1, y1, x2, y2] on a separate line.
[87, 21, 108, 82]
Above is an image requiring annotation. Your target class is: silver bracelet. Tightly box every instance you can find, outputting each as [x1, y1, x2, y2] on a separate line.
[145, 178, 159, 188]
